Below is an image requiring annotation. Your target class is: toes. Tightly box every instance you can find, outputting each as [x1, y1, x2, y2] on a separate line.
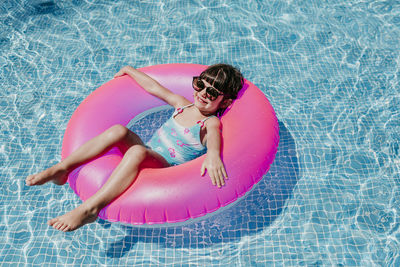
[48, 218, 57, 226]
[25, 175, 34, 185]
[48, 217, 73, 232]
[56, 222, 66, 231]
[53, 221, 62, 230]
[26, 174, 41, 186]
[60, 223, 70, 232]
[48, 218, 63, 229]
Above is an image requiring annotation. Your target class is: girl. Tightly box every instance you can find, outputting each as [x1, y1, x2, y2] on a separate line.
[25, 63, 244, 232]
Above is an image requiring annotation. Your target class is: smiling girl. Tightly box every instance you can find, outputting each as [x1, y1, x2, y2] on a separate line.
[26, 63, 244, 232]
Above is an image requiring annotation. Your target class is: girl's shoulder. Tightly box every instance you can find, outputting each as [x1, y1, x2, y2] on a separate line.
[203, 115, 221, 130]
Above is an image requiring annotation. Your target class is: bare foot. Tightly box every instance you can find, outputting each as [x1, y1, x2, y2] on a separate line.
[47, 203, 99, 232]
[26, 163, 69, 186]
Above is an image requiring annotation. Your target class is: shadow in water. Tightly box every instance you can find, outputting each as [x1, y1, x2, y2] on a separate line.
[103, 117, 298, 257]
[31, 1, 59, 15]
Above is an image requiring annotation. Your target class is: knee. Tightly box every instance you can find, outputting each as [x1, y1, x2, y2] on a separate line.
[106, 124, 129, 141]
[124, 145, 147, 162]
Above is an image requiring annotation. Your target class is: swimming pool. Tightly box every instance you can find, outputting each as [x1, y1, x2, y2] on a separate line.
[1, 0, 399, 266]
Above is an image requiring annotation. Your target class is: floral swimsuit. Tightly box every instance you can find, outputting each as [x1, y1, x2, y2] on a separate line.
[146, 104, 214, 166]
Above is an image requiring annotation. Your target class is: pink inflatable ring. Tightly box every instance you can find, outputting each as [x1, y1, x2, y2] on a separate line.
[61, 63, 279, 225]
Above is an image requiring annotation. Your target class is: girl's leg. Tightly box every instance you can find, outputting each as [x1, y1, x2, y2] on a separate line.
[48, 145, 169, 232]
[26, 124, 142, 186]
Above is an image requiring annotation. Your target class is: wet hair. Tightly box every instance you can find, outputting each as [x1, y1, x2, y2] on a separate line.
[200, 63, 244, 116]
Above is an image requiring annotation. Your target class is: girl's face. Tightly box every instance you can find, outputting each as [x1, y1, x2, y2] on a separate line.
[193, 78, 226, 115]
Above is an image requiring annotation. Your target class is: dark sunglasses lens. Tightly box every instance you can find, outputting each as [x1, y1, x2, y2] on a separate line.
[206, 88, 219, 100]
[193, 77, 222, 101]
[196, 79, 205, 91]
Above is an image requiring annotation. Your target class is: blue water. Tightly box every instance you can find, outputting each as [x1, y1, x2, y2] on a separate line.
[1, 0, 399, 266]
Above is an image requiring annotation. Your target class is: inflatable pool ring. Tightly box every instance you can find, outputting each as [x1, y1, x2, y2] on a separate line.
[61, 63, 279, 225]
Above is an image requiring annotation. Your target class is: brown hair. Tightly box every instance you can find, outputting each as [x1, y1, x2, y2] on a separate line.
[200, 63, 244, 116]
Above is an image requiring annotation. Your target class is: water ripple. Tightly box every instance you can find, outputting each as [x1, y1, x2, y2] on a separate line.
[1, 0, 399, 266]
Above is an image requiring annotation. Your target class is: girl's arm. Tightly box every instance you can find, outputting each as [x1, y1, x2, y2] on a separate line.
[115, 66, 189, 108]
[200, 117, 228, 188]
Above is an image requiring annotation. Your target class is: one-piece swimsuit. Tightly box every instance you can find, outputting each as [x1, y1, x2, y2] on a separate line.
[146, 104, 214, 166]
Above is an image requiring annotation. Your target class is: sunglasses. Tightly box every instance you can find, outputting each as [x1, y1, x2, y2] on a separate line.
[192, 76, 224, 101]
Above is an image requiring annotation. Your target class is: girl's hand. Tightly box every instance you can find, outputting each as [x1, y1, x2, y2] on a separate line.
[200, 154, 228, 188]
[114, 66, 134, 78]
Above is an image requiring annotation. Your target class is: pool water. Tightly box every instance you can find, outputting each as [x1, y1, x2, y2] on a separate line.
[1, 0, 399, 266]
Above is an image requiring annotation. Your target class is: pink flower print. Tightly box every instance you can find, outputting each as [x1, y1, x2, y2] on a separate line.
[184, 128, 190, 134]
[171, 128, 177, 137]
[176, 140, 187, 147]
[168, 148, 176, 158]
